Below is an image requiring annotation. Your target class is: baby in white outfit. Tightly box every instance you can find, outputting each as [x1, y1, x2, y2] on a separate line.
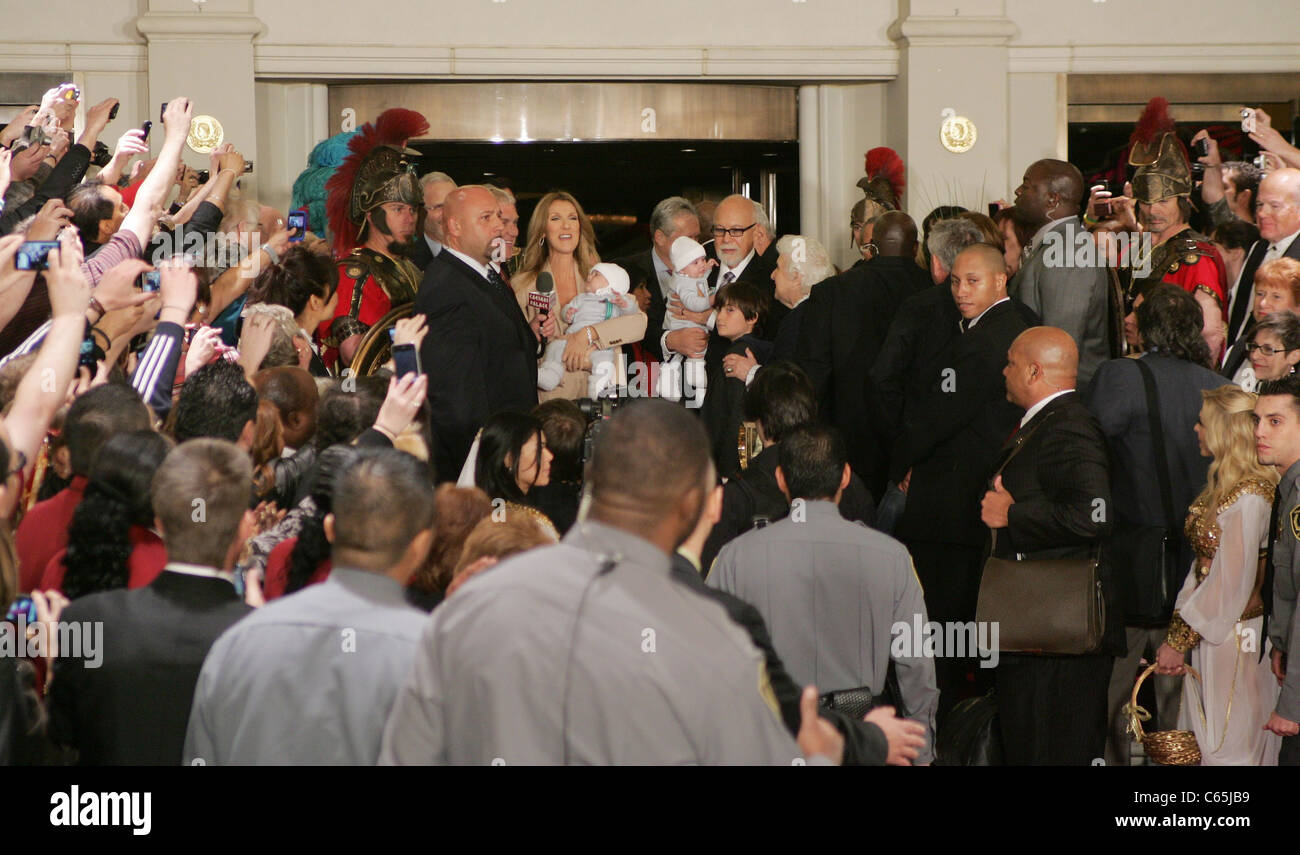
[537, 262, 638, 398]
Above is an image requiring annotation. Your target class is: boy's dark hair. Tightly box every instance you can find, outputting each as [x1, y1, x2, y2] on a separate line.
[533, 398, 586, 483]
[715, 280, 769, 324]
[64, 384, 153, 476]
[172, 359, 259, 444]
[743, 362, 816, 444]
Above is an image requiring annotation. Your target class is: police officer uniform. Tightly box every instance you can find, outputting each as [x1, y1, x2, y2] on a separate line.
[1267, 459, 1300, 764]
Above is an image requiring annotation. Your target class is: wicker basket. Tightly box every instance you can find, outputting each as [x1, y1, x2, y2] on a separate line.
[1129, 662, 1202, 766]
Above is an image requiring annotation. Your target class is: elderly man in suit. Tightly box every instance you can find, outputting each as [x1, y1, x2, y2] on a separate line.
[416, 185, 545, 481]
[409, 171, 456, 271]
[618, 196, 700, 362]
[1084, 283, 1231, 765]
[47, 440, 255, 765]
[981, 326, 1120, 764]
[1010, 159, 1115, 386]
[894, 244, 1029, 720]
[661, 194, 781, 368]
[1222, 169, 1300, 379]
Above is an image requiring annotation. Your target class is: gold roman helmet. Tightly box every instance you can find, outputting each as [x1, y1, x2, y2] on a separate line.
[1128, 97, 1192, 204]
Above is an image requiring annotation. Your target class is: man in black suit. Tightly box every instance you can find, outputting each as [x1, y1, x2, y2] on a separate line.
[661, 194, 780, 370]
[798, 211, 931, 497]
[617, 196, 700, 362]
[1085, 284, 1230, 764]
[47, 439, 255, 765]
[416, 185, 544, 481]
[893, 244, 1029, 721]
[981, 327, 1120, 765]
[1222, 169, 1300, 378]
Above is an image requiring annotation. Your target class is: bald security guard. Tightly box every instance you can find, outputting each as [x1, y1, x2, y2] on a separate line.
[1255, 376, 1300, 763]
[380, 399, 843, 765]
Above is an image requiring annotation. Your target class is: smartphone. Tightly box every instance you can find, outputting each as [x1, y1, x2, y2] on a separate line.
[14, 241, 59, 271]
[108, 102, 119, 121]
[243, 161, 254, 173]
[79, 336, 99, 369]
[160, 102, 167, 122]
[140, 120, 152, 142]
[287, 210, 307, 242]
[197, 169, 210, 183]
[987, 202, 999, 218]
[391, 342, 422, 379]
[5, 596, 36, 624]
[142, 271, 161, 292]
[1242, 108, 1257, 135]
[1195, 138, 1211, 158]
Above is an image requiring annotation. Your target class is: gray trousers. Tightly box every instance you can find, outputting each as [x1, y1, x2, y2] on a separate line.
[1105, 625, 1184, 765]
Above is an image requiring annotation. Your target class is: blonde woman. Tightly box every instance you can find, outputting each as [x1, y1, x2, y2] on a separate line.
[512, 191, 634, 401]
[1155, 385, 1281, 764]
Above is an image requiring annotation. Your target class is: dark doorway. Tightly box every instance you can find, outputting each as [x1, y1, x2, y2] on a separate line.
[410, 140, 799, 260]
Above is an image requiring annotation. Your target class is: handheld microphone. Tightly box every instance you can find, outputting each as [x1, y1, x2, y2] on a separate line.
[528, 271, 555, 315]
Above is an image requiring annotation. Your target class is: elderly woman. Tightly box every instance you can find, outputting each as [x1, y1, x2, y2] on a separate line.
[512, 191, 644, 401]
[1231, 258, 1300, 391]
[1247, 310, 1300, 385]
[722, 234, 836, 382]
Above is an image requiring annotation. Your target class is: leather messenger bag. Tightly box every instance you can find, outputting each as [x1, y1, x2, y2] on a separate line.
[974, 413, 1106, 655]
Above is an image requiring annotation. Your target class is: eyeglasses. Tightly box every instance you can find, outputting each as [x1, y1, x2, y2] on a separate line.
[1246, 343, 1294, 357]
[712, 223, 756, 239]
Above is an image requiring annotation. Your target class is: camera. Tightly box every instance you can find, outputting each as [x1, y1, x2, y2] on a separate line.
[90, 140, 112, 168]
[576, 394, 623, 463]
[14, 241, 58, 271]
[1195, 138, 1211, 158]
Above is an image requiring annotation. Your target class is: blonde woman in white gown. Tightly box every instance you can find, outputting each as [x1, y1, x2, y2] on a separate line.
[1155, 385, 1281, 765]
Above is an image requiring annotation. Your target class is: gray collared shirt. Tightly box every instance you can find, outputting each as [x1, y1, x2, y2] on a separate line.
[1273, 461, 1300, 719]
[708, 499, 938, 763]
[380, 521, 802, 765]
[183, 567, 428, 765]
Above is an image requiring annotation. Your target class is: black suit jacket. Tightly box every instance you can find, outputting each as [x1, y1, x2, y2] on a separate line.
[47, 571, 252, 765]
[1226, 240, 1268, 347]
[770, 298, 807, 364]
[699, 245, 781, 366]
[987, 392, 1123, 654]
[617, 249, 667, 361]
[416, 251, 538, 481]
[894, 299, 1029, 546]
[702, 334, 774, 479]
[1223, 237, 1300, 376]
[669, 553, 888, 765]
[796, 256, 931, 495]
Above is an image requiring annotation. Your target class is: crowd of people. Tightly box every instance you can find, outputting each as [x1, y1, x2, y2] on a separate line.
[2, 83, 1300, 765]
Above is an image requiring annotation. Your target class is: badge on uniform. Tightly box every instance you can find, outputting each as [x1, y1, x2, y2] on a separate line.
[1290, 505, 1300, 541]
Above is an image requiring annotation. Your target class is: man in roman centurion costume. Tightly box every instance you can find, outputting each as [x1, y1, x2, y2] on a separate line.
[322, 108, 430, 371]
[1094, 97, 1227, 357]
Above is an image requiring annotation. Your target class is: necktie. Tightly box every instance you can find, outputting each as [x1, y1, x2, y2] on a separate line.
[486, 266, 512, 300]
[959, 318, 971, 334]
[1261, 484, 1282, 661]
[721, 271, 735, 287]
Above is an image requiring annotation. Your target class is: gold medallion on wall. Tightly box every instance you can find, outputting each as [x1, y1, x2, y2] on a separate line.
[940, 108, 977, 154]
[187, 115, 224, 154]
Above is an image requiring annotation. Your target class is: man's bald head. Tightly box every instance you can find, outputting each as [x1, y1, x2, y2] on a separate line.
[713, 194, 759, 266]
[1032, 159, 1085, 209]
[873, 211, 918, 258]
[1257, 168, 1300, 243]
[587, 399, 714, 549]
[443, 185, 503, 262]
[1004, 326, 1078, 409]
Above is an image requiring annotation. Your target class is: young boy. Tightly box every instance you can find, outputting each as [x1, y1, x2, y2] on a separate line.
[701, 281, 773, 478]
[659, 236, 717, 402]
[537, 262, 638, 398]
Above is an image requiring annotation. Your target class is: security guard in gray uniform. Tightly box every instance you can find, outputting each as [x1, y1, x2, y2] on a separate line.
[380, 399, 844, 765]
[1256, 377, 1300, 763]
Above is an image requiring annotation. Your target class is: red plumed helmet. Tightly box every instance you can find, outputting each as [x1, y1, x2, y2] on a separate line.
[858, 147, 906, 209]
[325, 108, 430, 257]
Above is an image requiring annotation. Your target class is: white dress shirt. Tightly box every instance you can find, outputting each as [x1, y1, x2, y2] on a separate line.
[1019, 389, 1075, 429]
[443, 246, 490, 280]
[1265, 228, 1300, 264]
[962, 296, 1010, 332]
[424, 234, 443, 258]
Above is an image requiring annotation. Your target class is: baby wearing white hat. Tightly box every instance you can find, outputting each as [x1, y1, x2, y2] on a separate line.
[659, 236, 717, 401]
[537, 262, 639, 398]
